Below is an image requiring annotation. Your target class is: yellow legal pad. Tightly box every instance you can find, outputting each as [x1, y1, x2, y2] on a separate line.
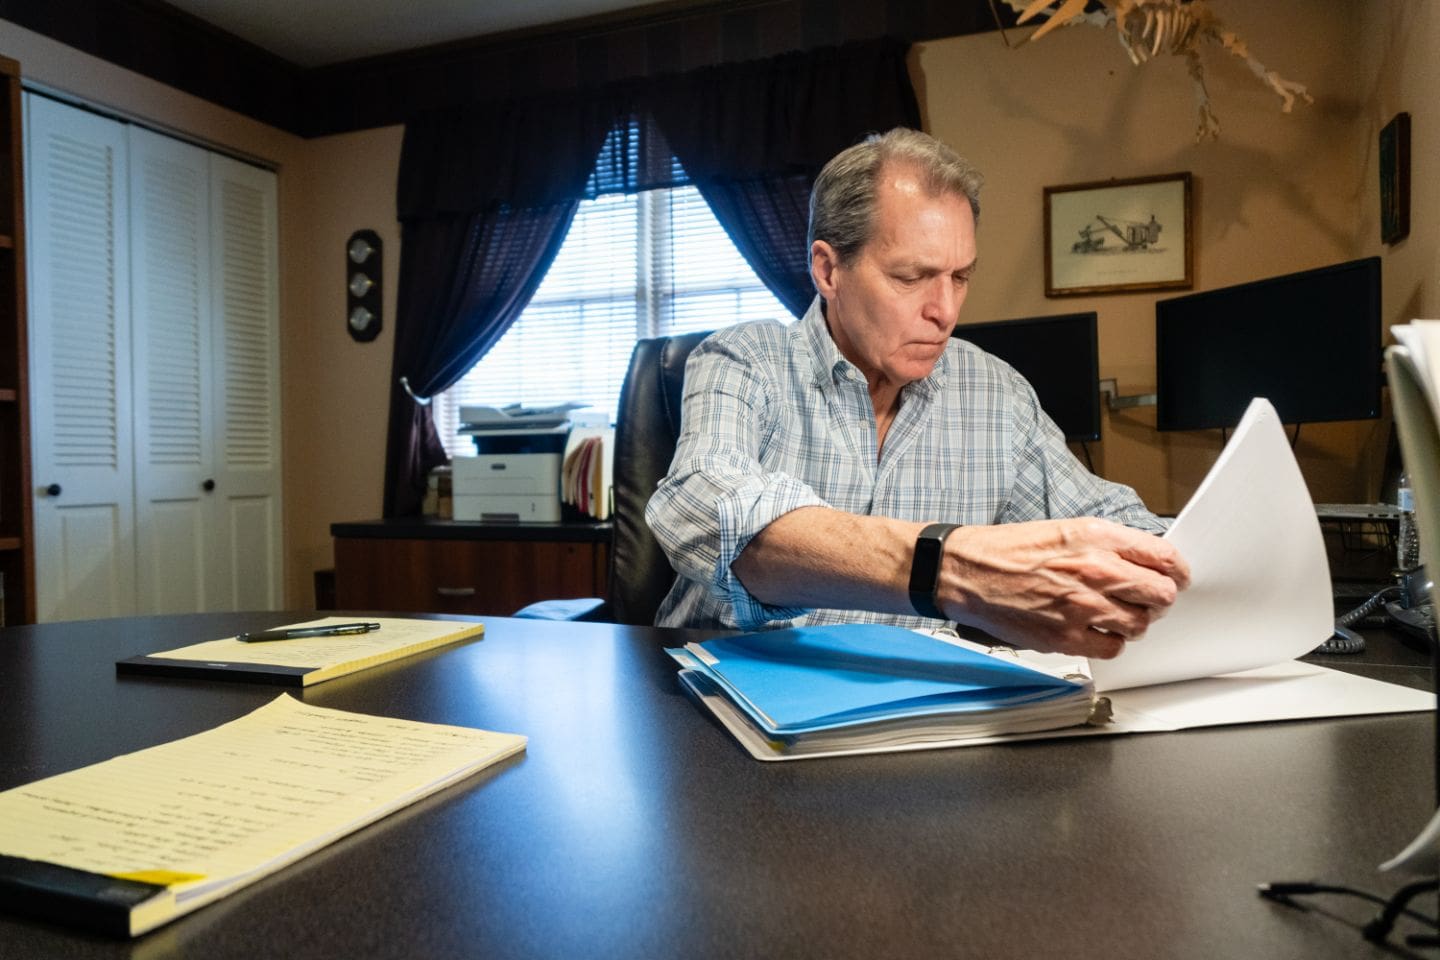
[0, 695, 526, 936]
[117, 616, 485, 686]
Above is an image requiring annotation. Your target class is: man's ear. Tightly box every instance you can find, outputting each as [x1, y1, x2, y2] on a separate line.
[810, 240, 840, 299]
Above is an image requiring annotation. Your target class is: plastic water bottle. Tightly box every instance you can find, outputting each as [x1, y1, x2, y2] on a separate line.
[1397, 469, 1421, 571]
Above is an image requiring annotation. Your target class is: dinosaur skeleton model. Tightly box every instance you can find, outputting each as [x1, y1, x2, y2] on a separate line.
[999, 0, 1312, 140]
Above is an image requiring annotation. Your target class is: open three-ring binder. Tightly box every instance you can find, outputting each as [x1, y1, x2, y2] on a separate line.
[673, 398, 1434, 762]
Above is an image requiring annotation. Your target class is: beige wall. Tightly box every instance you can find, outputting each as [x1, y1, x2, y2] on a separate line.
[281, 127, 403, 606]
[918, 1, 1376, 514]
[3, 0, 1435, 607]
[1362, 3, 1440, 332]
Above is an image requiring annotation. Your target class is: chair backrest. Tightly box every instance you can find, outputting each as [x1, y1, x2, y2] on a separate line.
[607, 330, 712, 625]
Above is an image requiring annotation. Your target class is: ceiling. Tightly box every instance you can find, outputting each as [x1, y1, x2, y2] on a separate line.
[162, 0, 691, 67]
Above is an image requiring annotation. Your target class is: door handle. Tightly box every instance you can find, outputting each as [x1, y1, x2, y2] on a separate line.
[43, 483, 61, 497]
[202, 478, 215, 492]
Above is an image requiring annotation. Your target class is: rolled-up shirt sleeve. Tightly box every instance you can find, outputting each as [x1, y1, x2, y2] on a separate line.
[645, 334, 827, 629]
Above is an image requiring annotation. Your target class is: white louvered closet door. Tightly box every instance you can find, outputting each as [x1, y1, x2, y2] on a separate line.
[129, 126, 218, 614]
[208, 153, 281, 611]
[26, 95, 282, 621]
[24, 94, 137, 621]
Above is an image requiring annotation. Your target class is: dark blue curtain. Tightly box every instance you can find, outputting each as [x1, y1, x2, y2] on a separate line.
[385, 38, 919, 517]
[652, 40, 921, 316]
[383, 203, 578, 517]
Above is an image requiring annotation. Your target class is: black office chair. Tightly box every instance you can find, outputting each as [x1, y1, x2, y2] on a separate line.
[515, 330, 712, 625]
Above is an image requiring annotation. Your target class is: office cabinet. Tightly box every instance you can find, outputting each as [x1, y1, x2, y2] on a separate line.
[25, 94, 282, 622]
[332, 520, 610, 615]
[0, 56, 35, 624]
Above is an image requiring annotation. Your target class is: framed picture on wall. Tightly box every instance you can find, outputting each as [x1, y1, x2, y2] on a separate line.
[1043, 172, 1193, 297]
[1380, 112, 1410, 245]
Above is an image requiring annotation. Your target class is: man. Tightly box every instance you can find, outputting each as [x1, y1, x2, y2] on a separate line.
[645, 128, 1189, 658]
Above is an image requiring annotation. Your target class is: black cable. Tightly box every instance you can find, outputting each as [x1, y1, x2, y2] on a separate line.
[1261, 880, 1391, 910]
[1315, 584, 1406, 655]
[1259, 879, 1439, 931]
[1364, 878, 1440, 944]
[1317, 625, 1366, 654]
[1078, 439, 1095, 473]
[1337, 585, 1403, 627]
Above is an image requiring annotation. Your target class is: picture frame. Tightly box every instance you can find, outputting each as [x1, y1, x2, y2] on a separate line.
[1043, 172, 1193, 297]
[1380, 112, 1410, 245]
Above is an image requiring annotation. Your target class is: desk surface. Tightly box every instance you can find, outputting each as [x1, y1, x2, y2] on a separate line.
[0, 612, 1434, 959]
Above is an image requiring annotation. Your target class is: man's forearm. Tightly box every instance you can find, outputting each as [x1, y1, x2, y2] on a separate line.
[732, 508, 1191, 659]
[730, 506, 926, 616]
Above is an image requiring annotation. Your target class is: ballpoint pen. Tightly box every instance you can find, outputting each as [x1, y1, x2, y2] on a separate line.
[236, 622, 382, 643]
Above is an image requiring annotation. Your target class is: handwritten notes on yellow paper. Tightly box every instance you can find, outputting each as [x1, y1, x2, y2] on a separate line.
[0, 695, 525, 935]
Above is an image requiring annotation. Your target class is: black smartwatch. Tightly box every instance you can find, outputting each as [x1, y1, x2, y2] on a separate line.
[908, 522, 962, 620]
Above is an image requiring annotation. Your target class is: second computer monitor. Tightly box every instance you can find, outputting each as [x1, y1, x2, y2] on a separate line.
[952, 312, 1101, 443]
[1154, 257, 1382, 431]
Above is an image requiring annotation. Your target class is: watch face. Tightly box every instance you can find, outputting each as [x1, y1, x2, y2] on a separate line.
[908, 523, 960, 620]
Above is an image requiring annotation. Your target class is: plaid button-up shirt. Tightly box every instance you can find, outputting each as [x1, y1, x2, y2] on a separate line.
[646, 297, 1166, 630]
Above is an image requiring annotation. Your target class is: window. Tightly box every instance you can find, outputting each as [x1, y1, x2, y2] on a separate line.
[433, 184, 795, 454]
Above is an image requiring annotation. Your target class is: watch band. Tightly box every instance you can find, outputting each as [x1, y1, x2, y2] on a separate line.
[908, 522, 962, 620]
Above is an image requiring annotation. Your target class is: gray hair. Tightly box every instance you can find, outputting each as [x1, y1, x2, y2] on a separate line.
[807, 127, 983, 267]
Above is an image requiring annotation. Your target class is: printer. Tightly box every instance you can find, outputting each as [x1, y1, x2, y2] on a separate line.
[452, 404, 606, 522]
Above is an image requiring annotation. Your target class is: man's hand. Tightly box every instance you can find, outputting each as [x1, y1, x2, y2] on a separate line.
[939, 518, 1190, 659]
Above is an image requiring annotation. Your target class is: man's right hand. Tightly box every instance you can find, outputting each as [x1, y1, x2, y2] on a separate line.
[938, 517, 1191, 659]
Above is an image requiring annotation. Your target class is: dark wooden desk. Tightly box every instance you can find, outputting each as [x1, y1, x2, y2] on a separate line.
[0, 613, 1434, 959]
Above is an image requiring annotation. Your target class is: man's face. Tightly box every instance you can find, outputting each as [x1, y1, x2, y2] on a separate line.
[812, 162, 977, 395]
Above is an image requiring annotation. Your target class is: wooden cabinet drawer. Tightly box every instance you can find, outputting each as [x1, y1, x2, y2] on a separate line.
[334, 536, 608, 615]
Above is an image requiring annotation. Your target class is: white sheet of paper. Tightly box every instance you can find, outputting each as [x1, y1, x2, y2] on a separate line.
[1391, 319, 1440, 405]
[1089, 398, 1334, 692]
[1382, 804, 1440, 874]
[1106, 660, 1434, 730]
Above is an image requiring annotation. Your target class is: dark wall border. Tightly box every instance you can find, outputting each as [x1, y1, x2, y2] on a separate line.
[0, 0, 307, 130]
[0, 0, 1014, 137]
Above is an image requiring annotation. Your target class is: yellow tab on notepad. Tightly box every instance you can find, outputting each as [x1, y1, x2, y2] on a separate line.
[110, 870, 206, 886]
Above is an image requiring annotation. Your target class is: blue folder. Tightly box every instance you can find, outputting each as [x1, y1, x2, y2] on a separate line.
[669, 623, 1086, 736]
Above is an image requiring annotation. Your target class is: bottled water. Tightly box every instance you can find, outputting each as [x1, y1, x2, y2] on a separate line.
[1397, 469, 1420, 571]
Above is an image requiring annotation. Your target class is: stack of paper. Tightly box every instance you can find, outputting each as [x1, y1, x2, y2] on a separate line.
[562, 426, 614, 520]
[116, 616, 486, 687]
[1377, 322, 1440, 876]
[668, 623, 1101, 760]
[0, 695, 526, 936]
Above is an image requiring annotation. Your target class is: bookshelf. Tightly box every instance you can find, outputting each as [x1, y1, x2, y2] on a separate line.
[0, 55, 35, 625]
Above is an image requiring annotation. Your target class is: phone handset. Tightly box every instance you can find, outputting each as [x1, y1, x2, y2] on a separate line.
[1383, 566, 1434, 641]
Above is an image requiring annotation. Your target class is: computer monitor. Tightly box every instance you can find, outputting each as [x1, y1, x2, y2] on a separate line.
[952, 312, 1101, 443]
[1155, 257, 1383, 431]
